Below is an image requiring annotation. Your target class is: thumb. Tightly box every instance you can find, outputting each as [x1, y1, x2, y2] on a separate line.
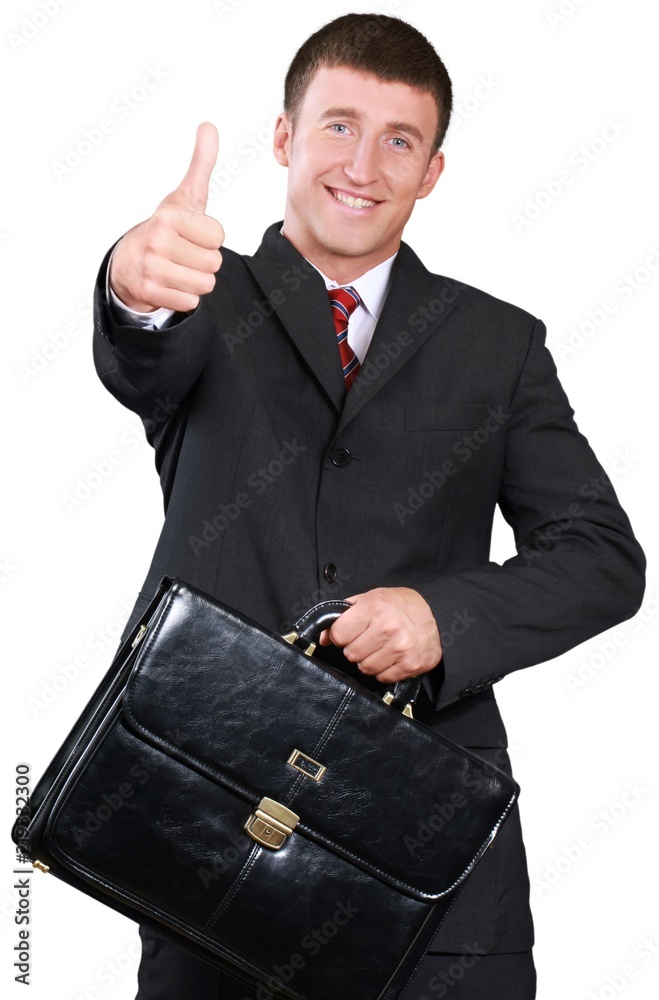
[175, 122, 218, 213]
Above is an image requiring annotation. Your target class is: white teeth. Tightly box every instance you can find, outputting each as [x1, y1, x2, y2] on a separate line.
[332, 189, 377, 209]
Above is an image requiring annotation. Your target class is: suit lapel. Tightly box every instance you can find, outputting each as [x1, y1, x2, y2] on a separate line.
[338, 243, 463, 430]
[244, 224, 463, 422]
[244, 223, 346, 412]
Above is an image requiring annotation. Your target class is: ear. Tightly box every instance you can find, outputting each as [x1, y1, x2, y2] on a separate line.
[416, 150, 445, 200]
[273, 113, 293, 167]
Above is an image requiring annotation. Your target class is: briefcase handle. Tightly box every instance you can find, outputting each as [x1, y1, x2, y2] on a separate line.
[283, 600, 423, 719]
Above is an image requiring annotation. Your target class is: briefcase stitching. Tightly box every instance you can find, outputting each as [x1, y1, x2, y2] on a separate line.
[16, 576, 520, 1000]
[40, 830, 311, 1000]
[281, 686, 355, 806]
[121, 608, 516, 901]
[205, 841, 262, 932]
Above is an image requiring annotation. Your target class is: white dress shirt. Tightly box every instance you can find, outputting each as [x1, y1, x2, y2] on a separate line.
[107, 243, 397, 362]
[308, 255, 396, 362]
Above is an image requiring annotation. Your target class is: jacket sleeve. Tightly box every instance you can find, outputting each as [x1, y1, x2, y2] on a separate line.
[417, 317, 646, 712]
[92, 243, 214, 426]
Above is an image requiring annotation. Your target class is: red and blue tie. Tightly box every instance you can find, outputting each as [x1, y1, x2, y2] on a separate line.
[328, 286, 361, 391]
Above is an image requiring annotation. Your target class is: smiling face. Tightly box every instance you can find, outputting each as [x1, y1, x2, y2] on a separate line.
[273, 65, 445, 284]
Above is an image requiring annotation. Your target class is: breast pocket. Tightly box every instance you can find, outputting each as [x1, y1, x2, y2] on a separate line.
[404, 402, 495, 432]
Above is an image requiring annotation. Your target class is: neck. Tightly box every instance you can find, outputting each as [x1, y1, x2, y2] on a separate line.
[280, 226, 399, 285]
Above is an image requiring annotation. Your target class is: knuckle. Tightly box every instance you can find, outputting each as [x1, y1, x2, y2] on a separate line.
[182, 293, 200, 311]
[143, 230, 168, 260]
[198, 272, 216, 295]
[396, 639, 413, 658]
[381, 619, 400, 641]
[149, 210, 172, 238]
[140, 277, 155, 300]
[141, 254, 159, 281]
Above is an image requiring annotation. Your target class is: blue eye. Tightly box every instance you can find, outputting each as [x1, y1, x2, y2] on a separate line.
[330, 123, 349, 134]
[391, 137, 408, 148]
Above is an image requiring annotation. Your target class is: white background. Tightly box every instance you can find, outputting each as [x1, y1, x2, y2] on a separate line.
[2, 1, 657, 998]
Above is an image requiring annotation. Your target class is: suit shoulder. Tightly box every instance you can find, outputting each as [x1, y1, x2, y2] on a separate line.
[399, 241, 541, 344]
[429, 271, 539, 331]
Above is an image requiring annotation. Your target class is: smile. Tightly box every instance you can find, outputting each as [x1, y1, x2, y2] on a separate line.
[328, 187, 380, 210]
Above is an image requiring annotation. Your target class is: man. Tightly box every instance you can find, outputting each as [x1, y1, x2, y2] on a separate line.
[93, 13, 645, 1000]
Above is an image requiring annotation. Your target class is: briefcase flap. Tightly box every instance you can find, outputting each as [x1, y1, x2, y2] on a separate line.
[123, 581, 517, 902]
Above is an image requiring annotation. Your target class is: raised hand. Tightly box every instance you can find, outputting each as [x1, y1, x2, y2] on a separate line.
[109, 122, 224, 313]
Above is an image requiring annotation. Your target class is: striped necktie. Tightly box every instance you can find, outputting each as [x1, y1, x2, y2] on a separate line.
[328, 286, 361, 391]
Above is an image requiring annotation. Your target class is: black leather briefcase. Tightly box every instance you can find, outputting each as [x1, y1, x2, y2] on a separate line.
[13, 577, 519, 1000]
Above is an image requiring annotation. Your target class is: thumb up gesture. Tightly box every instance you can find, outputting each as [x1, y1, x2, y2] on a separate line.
[110, 123, 224, 313]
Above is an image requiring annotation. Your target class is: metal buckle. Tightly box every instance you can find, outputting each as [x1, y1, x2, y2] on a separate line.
[281, 630, 317, 656]
[382, 689, 414, 719]
[287, 749, 327, 782]
[245, 797, 300, 850]
[131, 624, 148, 649]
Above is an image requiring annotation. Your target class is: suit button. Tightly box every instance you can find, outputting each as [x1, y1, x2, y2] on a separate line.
[323, 563, 338, 583]
[459, 687, 474, 698]
[331, 448, 351, 467]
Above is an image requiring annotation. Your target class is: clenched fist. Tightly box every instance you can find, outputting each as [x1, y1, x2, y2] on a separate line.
[319, 587, 443, 685]
[109, 122, 225, 313]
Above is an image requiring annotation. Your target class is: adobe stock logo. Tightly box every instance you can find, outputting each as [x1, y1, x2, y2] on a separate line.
[394, 406, 510, 524]
[511, 117, 627, 234]
[8, 0, 73, 53]
[51, 66, 169, 180]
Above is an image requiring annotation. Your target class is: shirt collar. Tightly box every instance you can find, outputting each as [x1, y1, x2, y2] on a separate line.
[309, 253, 397, 322]
[276, 227, 397, 321]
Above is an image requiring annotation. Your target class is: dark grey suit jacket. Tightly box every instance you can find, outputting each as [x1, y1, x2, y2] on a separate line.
[92, 221, 645, 954]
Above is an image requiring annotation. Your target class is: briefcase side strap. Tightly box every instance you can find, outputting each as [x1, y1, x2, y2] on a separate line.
[285, 600, 423, 719]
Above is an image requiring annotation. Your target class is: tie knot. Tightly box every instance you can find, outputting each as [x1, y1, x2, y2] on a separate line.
[328, 286, 361, 319]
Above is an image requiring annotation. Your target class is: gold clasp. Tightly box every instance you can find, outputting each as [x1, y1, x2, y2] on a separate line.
[281, 630, 316, 656]
[382, 690, 414, 719]
[287, 749, 327, 782]
[245, 797, 300, 850]
[32, 860, 50, 874]
[131, 624, 148, 649]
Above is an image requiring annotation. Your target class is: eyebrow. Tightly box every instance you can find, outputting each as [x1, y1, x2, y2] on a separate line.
[318, 107, 425, 145]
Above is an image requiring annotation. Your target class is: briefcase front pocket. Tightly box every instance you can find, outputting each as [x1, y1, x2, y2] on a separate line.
[47, 720, 448, 1000]
[20, 579, 519, 1000]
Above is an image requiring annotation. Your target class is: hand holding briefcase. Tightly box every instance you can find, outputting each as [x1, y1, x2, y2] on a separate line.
[13, 577, 519, 1000]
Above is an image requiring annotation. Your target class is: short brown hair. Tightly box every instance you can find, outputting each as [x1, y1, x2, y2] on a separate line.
[284, 13, 453, 152]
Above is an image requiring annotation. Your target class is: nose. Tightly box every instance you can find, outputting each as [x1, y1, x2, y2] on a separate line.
[342, 136, 380, 187]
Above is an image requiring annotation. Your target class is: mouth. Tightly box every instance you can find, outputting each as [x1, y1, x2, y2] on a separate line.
[327, 186, 381, 211]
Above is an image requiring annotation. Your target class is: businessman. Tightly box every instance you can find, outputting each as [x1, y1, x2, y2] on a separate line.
[93, 13, 645, 1000]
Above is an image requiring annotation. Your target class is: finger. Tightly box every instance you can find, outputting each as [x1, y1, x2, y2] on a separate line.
[135, 285, 201, 314]
[138, 261, 217, 312]
[372, 666, 411, 685]
[175, 211, 225, 251]
[329, 598, 368, 647]
[346, 642, 390, 674]
[175, 122, 219, 213]
[166, 238, 222, 275]
[153, 258, 219, 297]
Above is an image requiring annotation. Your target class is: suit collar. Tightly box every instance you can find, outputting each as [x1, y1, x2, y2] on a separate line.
[245, 223, 347, 412]
[243, 222, 463, 420]
[339, 241, 463, 429]
[308, 252, 397, 324]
